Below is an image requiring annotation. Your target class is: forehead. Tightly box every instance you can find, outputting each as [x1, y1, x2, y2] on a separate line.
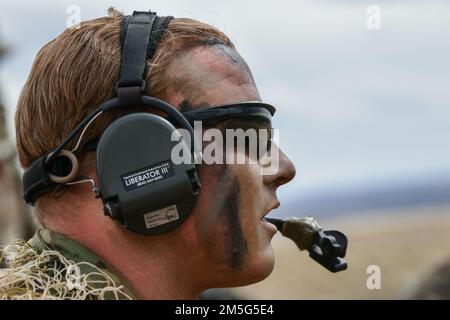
[168, 45, 261, 107]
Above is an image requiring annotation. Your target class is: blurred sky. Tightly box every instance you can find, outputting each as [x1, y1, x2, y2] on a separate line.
[0, 0, 449, 203]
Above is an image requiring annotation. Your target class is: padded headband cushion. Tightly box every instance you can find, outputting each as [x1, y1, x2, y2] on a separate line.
[120, 13, 173, 62]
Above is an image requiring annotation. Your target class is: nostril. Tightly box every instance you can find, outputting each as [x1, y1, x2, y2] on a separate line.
[274, 165, 296, 187]
[275, 176, 291, 187]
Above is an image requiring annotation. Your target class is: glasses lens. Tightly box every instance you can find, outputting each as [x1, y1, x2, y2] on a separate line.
[221, 116, 272, 159]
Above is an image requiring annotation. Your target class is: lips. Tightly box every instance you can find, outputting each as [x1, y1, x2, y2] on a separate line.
[260, 201, 280, 220]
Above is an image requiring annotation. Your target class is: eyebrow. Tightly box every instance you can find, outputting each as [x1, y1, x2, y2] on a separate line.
[178, 100, 211, 113]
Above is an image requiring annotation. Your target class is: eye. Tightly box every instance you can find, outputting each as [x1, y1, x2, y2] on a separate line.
[219, 117, 273, 160]
[267, 130, 273, 151]
[257, 128, 272, 159]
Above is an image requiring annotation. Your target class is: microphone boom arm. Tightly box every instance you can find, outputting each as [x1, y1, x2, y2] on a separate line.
[265, 217, 348, 273]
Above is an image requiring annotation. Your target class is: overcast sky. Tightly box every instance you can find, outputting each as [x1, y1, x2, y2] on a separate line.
[0, 0, 449, 203]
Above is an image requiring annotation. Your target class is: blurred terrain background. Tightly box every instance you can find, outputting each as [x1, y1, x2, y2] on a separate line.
[0, 0, 449, 299]
[0, 39, 34, 244]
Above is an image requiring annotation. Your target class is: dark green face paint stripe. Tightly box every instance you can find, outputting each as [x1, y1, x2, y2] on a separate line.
[215, 166, 247, 269]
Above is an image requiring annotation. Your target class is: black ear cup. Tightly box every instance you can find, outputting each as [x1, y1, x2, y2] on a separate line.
[96, 113, 200, 235]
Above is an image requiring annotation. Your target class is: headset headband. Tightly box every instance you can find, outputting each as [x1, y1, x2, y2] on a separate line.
[116, 11, 173, 106]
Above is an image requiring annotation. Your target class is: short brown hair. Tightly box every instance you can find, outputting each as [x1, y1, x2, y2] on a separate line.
[15, 9, 234, 168]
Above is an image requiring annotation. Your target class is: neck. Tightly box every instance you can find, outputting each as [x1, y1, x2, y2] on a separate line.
[96, 229, 205, 299]
[42, 194, 209, 299]
[64, 216, 205, 299]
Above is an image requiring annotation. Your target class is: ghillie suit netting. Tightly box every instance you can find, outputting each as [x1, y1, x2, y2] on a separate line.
[0, 240, 132, 300]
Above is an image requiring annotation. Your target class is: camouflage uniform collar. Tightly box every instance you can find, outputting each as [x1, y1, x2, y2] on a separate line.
[29, 229, 104, 267]
[28, 228, 137, 300]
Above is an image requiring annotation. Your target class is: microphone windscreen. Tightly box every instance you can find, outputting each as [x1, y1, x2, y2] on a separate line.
[280, 217, 321, 251]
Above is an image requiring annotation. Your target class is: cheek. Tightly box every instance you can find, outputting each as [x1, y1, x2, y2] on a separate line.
[231, 165, 268, 248]
[192, 164, 249, 269]
[192, 162, 269, 268]
[232, 164, 264, 219]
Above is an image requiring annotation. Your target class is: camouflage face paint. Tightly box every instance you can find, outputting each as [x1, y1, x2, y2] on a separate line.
[170, 45, 259, 106]
[178, 100, 210, 112]
[193, 162, 249, 269]
[209, 44, 255, 83]
[220, 173, 248, 268]
[204, 165, 247, 269]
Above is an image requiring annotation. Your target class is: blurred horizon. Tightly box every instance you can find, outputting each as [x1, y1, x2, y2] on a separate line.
[0, 0, 449, 207]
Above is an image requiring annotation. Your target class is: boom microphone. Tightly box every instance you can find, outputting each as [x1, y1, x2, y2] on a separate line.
[265, 216, 348, 273]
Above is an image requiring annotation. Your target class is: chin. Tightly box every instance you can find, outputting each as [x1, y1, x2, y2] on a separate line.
[232, 245, 276, 287]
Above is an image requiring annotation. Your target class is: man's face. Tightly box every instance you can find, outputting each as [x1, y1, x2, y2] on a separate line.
[165, 45, 296, 287]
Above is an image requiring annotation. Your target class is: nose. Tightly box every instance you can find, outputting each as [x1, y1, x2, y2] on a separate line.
[263, 143, 296, 187]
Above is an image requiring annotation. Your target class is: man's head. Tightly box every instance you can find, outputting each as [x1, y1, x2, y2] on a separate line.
[15, 9, 296, 297]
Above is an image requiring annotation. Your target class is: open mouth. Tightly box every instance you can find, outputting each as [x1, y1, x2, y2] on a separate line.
[262, 217, 283, 231]
[260, 218, 279, 234]
[260, 202, 281, 221]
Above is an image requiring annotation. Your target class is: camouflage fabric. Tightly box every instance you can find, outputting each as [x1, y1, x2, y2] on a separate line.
[0, 229, 135, 300]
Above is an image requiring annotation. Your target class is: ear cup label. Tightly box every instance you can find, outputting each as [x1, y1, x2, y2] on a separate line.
[121, 160, 175, 192]
[143, 205, 180, 229]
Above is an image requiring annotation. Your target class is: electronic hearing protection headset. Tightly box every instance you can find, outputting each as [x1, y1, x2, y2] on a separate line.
[22, 11, 276, 236]
[23, 11, 200, 235]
